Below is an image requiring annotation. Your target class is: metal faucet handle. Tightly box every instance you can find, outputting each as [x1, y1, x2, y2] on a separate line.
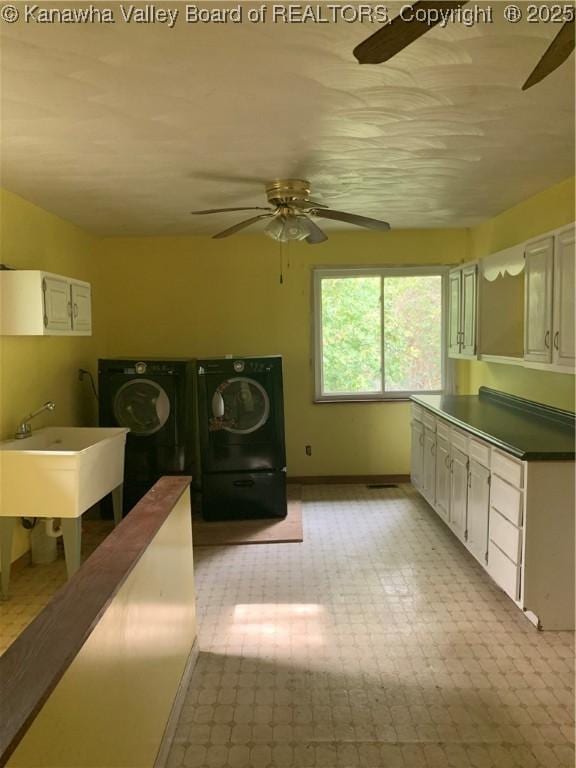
[14, 401, 56, 439]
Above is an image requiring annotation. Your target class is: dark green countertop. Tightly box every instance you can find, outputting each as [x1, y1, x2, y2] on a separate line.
[411, 387, 575, 461]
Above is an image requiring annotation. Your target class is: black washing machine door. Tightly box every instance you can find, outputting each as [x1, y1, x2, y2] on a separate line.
[211, 377, 270, 434]
[113, 379, 171, 436]
[200, 372, 286, 472]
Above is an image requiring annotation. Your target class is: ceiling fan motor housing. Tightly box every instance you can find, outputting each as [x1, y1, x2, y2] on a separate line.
[266, 179, 311, 206]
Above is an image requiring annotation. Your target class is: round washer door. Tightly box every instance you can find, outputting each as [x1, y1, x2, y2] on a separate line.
[113, 379, 171, 435]
[211, 377, 270, 434]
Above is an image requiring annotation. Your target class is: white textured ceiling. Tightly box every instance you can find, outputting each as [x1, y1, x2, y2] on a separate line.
[1, 2, 574, 235]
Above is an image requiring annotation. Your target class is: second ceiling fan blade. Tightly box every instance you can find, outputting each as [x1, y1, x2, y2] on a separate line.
[191, 206, 271, 214]
[353, 1, 469, 64]
[523, 19, 575, 90]
[213, 214, 273, 239]
[312, 209, 391, 231]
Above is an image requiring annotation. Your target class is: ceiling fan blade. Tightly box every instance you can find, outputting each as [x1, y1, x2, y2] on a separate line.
[312, 209, 391, 231]
[353, 1, 469, 64]
[304, 218, 329, 245]
[191, 207, 271, 215]
[290, 199, 329, 210]
[522, 20, 575, 90]
[212, 214, 273, 239]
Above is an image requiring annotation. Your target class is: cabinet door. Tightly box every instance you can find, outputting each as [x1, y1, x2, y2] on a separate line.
[448, 270, 462, 355]
[423, 427, 436, 505]
[461, 265, 477, 356]
[71, 282, 92, 333]
[524, 237, 554, 363]
[466, 459, 490, 565]
[410, 420, 424, 491]
[43, 276, 71, 332]
[435, 435, 450, 522]
[449, 447, 468, 541]
[553, 226, 575, 367]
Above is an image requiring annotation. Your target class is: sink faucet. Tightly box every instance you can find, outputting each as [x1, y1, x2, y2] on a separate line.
[15, 401, 56, 439]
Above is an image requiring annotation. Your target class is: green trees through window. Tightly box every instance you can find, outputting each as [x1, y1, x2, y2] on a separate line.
[318, 271, 444, 397]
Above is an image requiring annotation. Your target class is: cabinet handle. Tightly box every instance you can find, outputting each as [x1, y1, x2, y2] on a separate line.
[468, 473, 472, 488]
[544, 330, 550, 349]
[445, 455, 450, 469]
[419, 433, 424, 446]
[554, 331, 559, 350]
[73, 303, 79, 318]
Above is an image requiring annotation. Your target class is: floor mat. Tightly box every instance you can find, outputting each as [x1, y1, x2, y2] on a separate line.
[192, 485, 303, 546]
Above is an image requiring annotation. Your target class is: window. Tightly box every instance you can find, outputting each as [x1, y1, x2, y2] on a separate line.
[313, 267, 447, 400]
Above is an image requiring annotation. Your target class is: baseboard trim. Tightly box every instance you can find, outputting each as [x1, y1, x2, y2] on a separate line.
[288, 475, 410, 485]
[154, 638, 200, 768]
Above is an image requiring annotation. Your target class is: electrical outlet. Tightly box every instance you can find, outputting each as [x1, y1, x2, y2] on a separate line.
[305, 445, 312, 456]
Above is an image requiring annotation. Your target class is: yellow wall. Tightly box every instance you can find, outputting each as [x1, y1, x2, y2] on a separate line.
[96, 229, 467, 477]
[460, 176, 575, 410]
[0, 190, 104, 562]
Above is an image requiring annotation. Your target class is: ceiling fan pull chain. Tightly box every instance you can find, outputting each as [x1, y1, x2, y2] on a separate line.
[279, 241, 284, 285]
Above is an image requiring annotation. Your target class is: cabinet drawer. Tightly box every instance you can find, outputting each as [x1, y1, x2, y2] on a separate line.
[422, 410, 436, 431]
[412, 404, 423, 423]
[491, 449, 523, 488]
[488, 541, 521, 601]
[469, 437, 490, 467]
[490, 509, 522, 564]
[436, 419, 451, 441]
[491, 475, 523, 526]
[451, 428, 468, 454]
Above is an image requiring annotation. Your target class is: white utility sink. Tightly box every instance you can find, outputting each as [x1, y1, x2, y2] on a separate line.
[0, 426, 128, 596]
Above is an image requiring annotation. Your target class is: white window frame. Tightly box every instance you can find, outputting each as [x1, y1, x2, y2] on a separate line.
[313, 266, 451, 402]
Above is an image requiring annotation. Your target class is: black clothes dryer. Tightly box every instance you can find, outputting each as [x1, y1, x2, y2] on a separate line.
[196, 356, 287, 521]
[98, 358, 196, 513]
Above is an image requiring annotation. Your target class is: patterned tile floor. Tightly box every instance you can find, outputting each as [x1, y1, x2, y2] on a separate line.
[1, 486, 573, 767]
[168, 485, 574, 768]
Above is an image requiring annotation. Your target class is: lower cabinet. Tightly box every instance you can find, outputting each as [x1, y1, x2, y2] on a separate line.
[434, 434, 450, 522]
[466, 459, 490, 565]
[410, 419, 424, 491]
[410, 403, 575, 630]
[449, 447, 468, 541]
[422, 427, 436, 504]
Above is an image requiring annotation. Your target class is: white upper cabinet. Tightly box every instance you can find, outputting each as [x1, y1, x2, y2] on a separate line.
[0, 271, 92, 336]
[70, 281, 92, 333]
[461, 265, 477, 356]
[524, 236, 554, 363]
[553, 225, 575, 367]
[448, 263, 477, 359]
[448, 271, 462, 356]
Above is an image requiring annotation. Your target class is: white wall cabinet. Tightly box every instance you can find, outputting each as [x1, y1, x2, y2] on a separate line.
[411, 403, 575, 630]
[553, 225, 575, 367]
[523, 224, 575, 370]
[448, 264, 477, 358]
[524, 236, 554, 363]
[0, 271, 92, 336]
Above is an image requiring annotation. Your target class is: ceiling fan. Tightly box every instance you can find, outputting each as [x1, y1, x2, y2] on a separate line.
[191, 179, 391, 244]
[353, 0, 575, 90]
